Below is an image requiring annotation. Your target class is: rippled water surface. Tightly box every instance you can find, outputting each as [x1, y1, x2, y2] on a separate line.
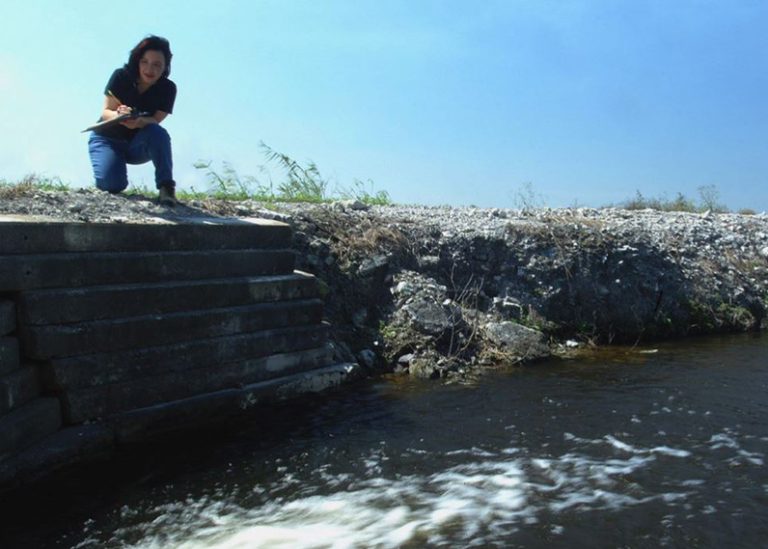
[3, 333, 768, 548]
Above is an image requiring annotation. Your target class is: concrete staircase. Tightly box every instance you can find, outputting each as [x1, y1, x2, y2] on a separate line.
[0, 215, 357, 487]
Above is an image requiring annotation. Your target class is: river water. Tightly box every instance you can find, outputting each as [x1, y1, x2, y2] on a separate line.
[3, 333, 768, 548]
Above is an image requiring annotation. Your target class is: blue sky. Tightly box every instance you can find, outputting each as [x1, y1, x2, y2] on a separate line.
[1, 0, 766, 210]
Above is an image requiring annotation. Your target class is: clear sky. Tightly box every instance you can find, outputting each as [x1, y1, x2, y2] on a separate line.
[1, 0, 766, 210]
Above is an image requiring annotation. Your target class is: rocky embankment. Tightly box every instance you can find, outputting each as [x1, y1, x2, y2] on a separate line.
[3, 188, 767, 378]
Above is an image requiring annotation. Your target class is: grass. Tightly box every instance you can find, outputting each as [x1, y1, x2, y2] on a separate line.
[0, 143, 393, 206]
[1, 169, 754, 215]
[619, 184, 730, 214]
[194, 142, 391, 205]
[0, 173, 69, 198]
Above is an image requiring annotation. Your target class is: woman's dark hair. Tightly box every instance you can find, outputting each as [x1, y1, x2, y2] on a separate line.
[125, 35, 172, 78]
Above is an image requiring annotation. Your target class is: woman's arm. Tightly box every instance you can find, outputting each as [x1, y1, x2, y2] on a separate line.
[102, 90, 170, 128]
[121, 110, 168, 129]
[101, 93, 123, 121]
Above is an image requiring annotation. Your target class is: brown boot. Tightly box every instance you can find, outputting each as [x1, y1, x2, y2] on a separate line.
[158, 184, 178, 207]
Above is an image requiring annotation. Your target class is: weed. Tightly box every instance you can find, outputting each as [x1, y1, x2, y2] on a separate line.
[193, 160, 263, 201]
[260, 142, 328, 202]
[0, 173, 69, 198]
[512, 182, 545, 212]
[697, 184, 727, 213]
[378, 320, 400, 341]
[620, 186, 730, 214]
[337, 179, 392, 206]
[193, 143, 390, 205]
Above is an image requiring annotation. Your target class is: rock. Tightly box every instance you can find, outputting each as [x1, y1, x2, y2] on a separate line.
[409, 354, 441, 379]
[417, 255, 440, 269]
[492, 296, 524, 321]
[357, 349, 377, 369]
[482, 321, 550, 360]
[348, 200, 370, 211]
[402, 300, 460, 336]
[358, 255, 389, 277]
[393, 281, 416, 296]
[352, 308, 368, 328]
[335, 199, 369, 211]
[397, 353, 414, 365]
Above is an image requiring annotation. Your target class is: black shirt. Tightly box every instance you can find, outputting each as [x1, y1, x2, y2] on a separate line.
[94, 67, 177, 140]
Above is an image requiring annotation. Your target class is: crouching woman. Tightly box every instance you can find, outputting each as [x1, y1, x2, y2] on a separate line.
[88, 35, 178, 205]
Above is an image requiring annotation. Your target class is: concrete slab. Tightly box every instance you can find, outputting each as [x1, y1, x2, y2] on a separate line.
[65, 346, 334, 422]
[0, 218, 292, 254]
[21, 299, 324, 359]
[0, 249, 296, 291]
[0, 338, 20, 376]
[49, 323, 330, 391]
[111, 362, 362, 444]
[112, 388, 244, 444]
[0, 301, 14, 335]
[0, 423, 113, 489]
[0, 398, 62, 458]
[0, 366, 39, 414]
[17, 273, 319, 325]
[241, 362, 362, 409]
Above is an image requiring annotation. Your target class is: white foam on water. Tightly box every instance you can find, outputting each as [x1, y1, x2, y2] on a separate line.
[604, 435, 638, 453]
[708, 430, 765, 466]
[650, 446, 691, 458]
[106, 436, 700, 549]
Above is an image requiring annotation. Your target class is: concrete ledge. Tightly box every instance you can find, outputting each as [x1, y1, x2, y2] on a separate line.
[0, 424, 113, 489]
[112, 388, 245, 444]
[0, 301, 14, 335]
[21, 299, 325, 359]
[17, 273, 320, 325]
[243, 362, 362, 407]
[0, 363, 359, 487]
[112, 362, 362, 444]
[0, 366, 39, 414]
[64, 346, 334, 421]
[0, 218, 292, 254]
[0, 337, 20, 376]
[0, 398, 62, 458]
[0, 249, 296, 291]
[49, 324, 330, 392]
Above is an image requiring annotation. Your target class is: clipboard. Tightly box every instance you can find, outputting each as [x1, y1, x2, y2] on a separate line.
[82, 111, 151, 133]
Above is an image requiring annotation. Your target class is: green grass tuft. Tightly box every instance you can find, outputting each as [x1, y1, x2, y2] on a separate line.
[0, 173, 69, 198]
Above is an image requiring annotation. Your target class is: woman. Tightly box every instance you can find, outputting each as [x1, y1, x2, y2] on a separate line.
[88, 35, 178, 205]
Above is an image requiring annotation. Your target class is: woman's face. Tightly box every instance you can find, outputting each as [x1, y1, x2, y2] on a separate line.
[138, 50, 166, 88]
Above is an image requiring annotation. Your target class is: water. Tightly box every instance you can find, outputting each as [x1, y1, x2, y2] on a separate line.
[3, 333, 768, 548]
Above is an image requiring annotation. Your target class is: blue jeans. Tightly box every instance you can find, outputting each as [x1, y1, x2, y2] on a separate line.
[88, 124, 174, 193]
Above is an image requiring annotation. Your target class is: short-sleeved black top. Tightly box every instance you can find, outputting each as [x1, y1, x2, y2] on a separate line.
[94, 67, 177, 140]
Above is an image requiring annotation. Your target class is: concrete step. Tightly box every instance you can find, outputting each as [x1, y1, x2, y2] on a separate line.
[0, 366, 40, 415]
[17, 272, 319, 325]
[0, 218, 292, 254]
[0, 398, 62, 460]
[47, 323, 330, 392]
[0, 301, 15, 335]
[0, 338, 20, 376]
[0, 423, 113, 488]
[112, 362, 361, 444]
[0, 249, 296, 291]
[65, 346, 335, 422]
[21, 299, 325, 359]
